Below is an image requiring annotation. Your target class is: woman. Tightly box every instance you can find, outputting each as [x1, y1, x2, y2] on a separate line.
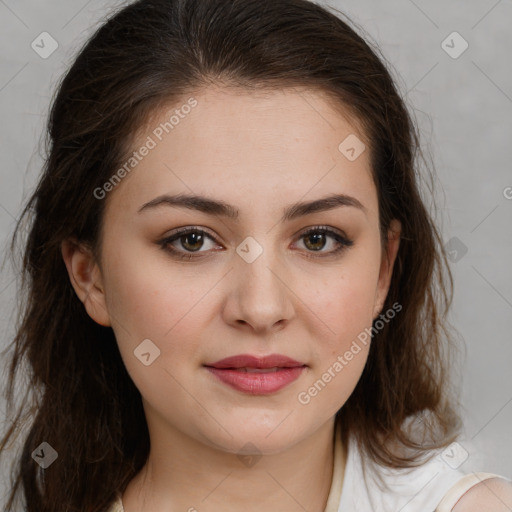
[1, 0, 511, 511]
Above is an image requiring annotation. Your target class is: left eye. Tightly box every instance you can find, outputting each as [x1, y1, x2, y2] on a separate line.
[297, 227, 350, 253]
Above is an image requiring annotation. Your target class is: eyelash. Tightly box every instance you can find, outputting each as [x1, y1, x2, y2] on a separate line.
[157, 225, 354, 261]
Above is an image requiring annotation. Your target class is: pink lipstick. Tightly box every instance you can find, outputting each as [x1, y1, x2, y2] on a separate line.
[204, 354, 306, 395]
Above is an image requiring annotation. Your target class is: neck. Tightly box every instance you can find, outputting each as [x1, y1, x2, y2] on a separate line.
[121, 417, 344, 512]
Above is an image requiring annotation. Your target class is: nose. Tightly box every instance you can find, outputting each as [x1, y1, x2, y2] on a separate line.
[222, 243, 295, 335]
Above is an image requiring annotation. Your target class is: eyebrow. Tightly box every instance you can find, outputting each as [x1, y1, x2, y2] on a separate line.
[138, 192, 367, 221]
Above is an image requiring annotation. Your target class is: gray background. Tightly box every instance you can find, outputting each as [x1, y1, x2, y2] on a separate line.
[1, 0, 511, 506]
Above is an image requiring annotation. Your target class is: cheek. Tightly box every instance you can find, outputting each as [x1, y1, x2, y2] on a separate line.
[313, 275, 375, 335]
[101, 251, 210, 407]
[304, 252, 381, 351]
[295, 248, 380, 410]
[296, 343, 369, 422]
[99, 238, 205, 372]
[102, 237, 207, 337]
[296, 272, 375, 416]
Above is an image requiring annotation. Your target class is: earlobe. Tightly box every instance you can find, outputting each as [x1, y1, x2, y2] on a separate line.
[373, 219, 401, 319]
[61, 239, 111, 327]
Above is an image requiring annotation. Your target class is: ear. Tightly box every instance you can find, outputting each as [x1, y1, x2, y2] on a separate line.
[372, 219, 401, 320]
[61, 239, 111, 327]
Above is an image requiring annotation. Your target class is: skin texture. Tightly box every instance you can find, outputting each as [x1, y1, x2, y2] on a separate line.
[62, 86, 402, 512]
[452, 478, 512, 511]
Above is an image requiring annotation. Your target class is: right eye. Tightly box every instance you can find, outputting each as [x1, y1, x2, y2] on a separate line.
[157, 227, 223, 260]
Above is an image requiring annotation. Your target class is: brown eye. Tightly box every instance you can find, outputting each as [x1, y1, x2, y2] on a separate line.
[158, 227, 222, 260]
[296, 227, 354, 258]
[303, 232, 327, 251]
[180, 231, 204, 252]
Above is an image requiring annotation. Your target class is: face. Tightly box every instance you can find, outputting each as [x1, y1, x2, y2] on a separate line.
[64, 85, 400, 455]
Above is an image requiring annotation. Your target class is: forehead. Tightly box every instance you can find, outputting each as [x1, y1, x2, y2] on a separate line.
[104, 85, 377, 221]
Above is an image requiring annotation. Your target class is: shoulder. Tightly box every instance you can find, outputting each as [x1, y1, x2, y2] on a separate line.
[339, 435, 471, 511]
[106, 494, 124, 512]
[338, 433, 511, 512]
[451, 476, 512, 512]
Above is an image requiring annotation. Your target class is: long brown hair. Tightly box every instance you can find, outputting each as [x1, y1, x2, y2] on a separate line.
[1, 0, 462, 510]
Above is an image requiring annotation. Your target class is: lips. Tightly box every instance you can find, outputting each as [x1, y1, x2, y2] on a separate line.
[204, 354, 306, 395]
[205, 354, 305, 369]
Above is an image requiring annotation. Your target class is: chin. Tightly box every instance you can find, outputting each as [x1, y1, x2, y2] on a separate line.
[197, 418, 310, 456]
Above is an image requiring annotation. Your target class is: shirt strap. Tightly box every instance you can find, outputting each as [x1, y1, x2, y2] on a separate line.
[323, 421, 345, 512]
[435, 472, 507, 511]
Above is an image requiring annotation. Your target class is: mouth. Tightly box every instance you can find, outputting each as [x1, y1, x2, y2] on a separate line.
[204, 354, 307, 395]
[231, 367, 284, 373]
[205, 353, 305, 369]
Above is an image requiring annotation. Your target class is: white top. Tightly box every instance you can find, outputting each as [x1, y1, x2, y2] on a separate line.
[327, 423, 508, 512]
[107, 423, 509, 512]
